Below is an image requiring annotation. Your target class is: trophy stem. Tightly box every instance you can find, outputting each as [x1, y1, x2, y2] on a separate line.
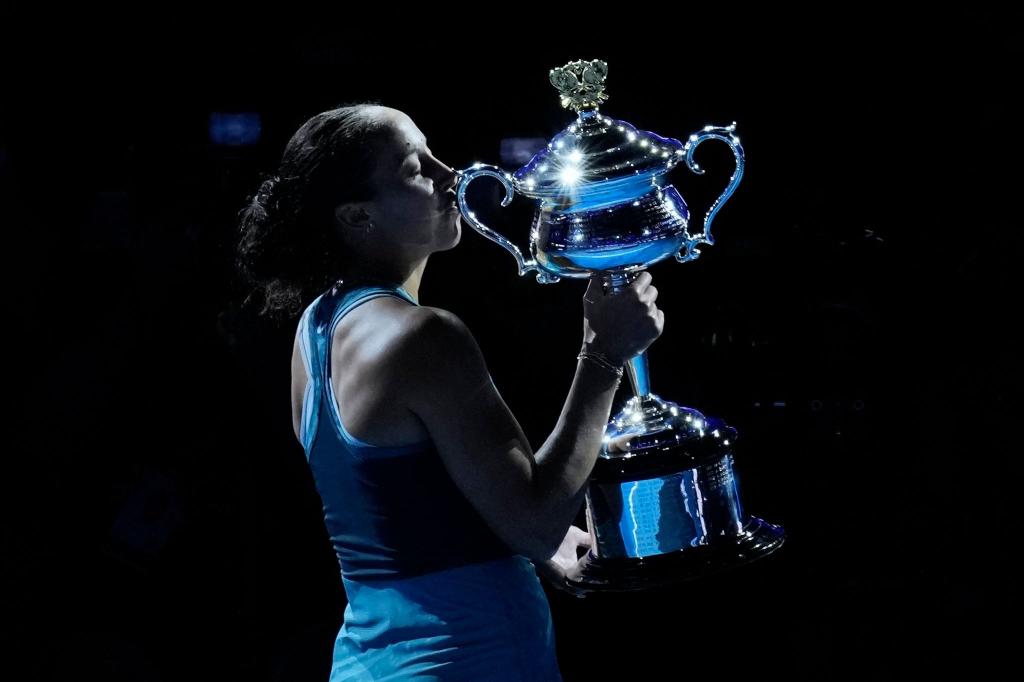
[602, 270, 653, 399]
[625, 351, 651, 398]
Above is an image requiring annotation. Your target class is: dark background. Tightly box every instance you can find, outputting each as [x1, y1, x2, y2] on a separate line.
[5, 11, 1020, 680]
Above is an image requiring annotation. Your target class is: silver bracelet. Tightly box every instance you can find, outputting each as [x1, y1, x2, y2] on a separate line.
[577, 347, 625, 379]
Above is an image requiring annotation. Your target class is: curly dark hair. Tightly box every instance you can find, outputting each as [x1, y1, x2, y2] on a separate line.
[234, 102, 391, 323]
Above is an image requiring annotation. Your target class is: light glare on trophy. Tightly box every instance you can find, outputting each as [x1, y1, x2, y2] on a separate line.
[456, 59, 785, 592]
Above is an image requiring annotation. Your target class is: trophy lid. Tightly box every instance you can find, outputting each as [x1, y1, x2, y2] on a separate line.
[512, 59, 685, 209]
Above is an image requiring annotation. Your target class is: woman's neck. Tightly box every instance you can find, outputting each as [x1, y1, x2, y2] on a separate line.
[342, 254, 428, 303]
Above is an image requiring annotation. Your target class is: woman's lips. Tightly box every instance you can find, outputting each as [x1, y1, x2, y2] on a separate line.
[441, 192, 459, 212]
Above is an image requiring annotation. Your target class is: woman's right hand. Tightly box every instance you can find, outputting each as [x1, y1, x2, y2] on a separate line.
[582, 271, 664, 365]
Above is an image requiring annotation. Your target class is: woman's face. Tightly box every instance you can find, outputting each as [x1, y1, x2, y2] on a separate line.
[356, 107, 461, 253]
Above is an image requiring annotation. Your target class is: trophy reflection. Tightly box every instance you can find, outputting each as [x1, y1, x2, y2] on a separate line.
[456, 60, 785, 592]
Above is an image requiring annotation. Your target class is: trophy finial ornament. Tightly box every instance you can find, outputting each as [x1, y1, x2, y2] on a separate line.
[549, 59, 609, 112]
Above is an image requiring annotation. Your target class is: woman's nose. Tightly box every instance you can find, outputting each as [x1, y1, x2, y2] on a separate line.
[437, 164, 459, 193]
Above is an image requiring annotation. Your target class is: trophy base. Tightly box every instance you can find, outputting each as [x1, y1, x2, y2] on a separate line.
[566, 516, 785, 593]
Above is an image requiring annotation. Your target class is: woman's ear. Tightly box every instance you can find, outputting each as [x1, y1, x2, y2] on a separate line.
[334, 202, 373, 232]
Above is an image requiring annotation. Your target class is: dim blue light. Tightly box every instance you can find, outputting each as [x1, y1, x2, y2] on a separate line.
[209, 112, 262, 146]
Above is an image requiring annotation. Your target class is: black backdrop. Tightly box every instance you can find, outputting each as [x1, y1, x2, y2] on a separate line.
[5, 11, 1020, 681]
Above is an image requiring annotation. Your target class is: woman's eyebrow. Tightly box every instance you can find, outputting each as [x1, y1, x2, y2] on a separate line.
[398, 141, 430, 165]
[396, 148, 415, 166]
[395, 135, 430, 165]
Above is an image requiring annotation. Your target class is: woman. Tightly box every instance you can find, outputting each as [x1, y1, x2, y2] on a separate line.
[236, 104, 663, 680]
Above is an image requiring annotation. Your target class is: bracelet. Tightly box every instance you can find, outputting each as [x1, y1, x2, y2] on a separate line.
[577, 347, 625, 380]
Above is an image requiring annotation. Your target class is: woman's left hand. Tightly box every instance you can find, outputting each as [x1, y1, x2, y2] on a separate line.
[534, 525, 593, 599]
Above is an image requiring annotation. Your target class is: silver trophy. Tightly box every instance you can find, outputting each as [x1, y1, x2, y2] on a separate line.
[456, 60, 784, 592]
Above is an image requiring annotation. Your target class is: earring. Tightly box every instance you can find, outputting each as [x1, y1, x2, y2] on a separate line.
[365, 221, 376, 234]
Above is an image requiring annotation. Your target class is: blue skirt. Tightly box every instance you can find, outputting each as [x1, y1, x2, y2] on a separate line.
[330, 555, 563, 681]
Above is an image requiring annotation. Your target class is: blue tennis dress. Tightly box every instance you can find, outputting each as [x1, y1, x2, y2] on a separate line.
[296, 280, 563, 681]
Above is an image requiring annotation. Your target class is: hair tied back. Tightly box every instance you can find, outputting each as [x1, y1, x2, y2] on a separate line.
[255, 173, 282, 208]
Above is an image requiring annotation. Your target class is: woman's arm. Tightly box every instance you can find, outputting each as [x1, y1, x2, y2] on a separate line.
[396, 307, 618, 560]
[399, 276, 660, 561]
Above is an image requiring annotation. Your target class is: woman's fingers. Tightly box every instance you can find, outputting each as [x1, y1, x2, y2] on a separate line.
[571, 525, 592, 546]
[631, 271, 653, 290]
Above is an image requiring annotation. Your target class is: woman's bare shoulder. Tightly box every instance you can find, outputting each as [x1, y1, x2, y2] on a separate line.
[399, 304, 474, 346]
[366, 303, 482, 375]
[333, 299, 476, 368]
[346, 296, 466, 335]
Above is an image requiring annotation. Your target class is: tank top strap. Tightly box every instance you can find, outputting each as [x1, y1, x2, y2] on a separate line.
[312, 281, 430, 455]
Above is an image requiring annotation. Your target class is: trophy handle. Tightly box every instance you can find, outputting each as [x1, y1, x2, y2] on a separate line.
[455, 164, 559, 284]
[675, 123, 745, 263]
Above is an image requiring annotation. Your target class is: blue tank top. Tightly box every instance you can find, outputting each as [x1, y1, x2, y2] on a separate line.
[296, 279, 516, 581]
